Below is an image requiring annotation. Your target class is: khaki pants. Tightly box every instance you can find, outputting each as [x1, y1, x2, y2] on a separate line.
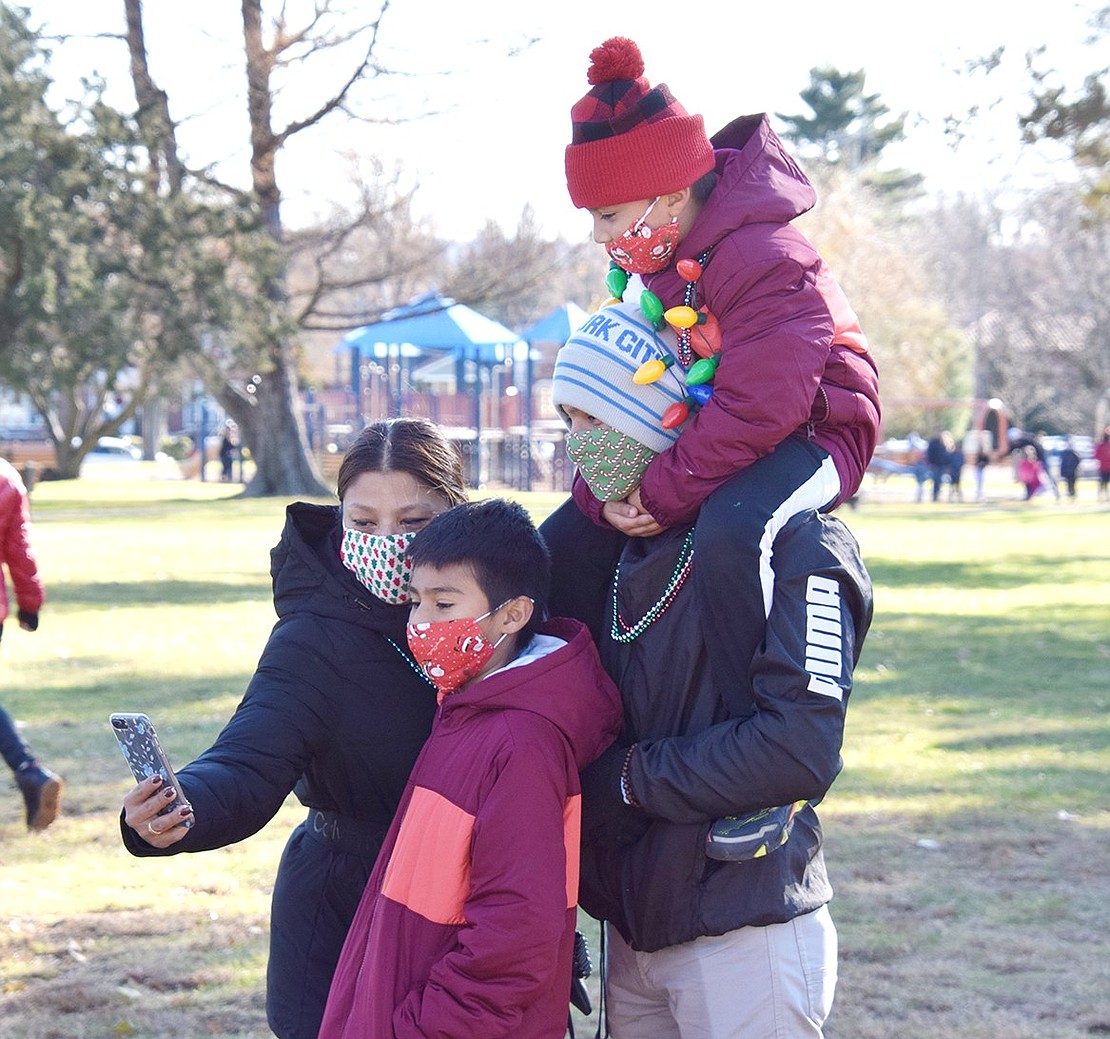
[606, 906, 838, 1038]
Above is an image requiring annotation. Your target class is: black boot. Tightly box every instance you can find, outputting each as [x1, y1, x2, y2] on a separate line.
[16, 762, 64, 831]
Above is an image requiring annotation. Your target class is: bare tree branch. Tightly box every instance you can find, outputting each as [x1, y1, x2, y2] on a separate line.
[273, 5, 389, 145]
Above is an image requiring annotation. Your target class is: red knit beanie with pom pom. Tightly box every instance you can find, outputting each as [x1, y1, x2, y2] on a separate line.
[565, 37, 714, 209]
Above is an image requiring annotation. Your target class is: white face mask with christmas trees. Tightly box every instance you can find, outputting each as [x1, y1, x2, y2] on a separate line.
[340, 528, 415, 605]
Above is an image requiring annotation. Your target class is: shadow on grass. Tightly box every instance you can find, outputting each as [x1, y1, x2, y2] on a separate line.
[941, 727, 1110, 754]
[0, 909, 270, 1039]
[30, 672, 254, 727]
[863, 605, 1109, 679]
[11, 672, 254, 804]
[866, 554, 1108, 590]
[32, 491, 256, 514]
[842, 759, 1109, 808]
[825, 810, 1110, 1035]
[45, 577, 271, 608]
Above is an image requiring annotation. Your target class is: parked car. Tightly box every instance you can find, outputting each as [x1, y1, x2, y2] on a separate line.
[90, 436, 142, 460]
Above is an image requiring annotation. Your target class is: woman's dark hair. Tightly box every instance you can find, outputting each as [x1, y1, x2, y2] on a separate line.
[336, 418, 468, 507]
[408, 498, 551, 638]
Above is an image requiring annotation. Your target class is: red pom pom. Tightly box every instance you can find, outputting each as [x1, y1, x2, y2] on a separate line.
[587, 37, 645, 86]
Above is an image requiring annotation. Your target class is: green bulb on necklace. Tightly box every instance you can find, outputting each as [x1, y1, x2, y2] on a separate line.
[606, 264, 629, 300]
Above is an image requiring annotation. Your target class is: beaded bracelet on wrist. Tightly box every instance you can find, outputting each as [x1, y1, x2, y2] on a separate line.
[620, 744, 641, 809]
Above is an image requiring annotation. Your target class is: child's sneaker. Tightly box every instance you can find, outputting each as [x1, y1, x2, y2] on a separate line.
[16, 763, 64, 831]
[705, 800, 806, 862]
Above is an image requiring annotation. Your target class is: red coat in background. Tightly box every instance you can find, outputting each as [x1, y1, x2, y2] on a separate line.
[1094, 435, 1110, 477]
[0, 458, 45, 624]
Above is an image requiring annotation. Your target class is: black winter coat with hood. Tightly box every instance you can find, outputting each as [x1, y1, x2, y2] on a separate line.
[120, 502, 437, 1039]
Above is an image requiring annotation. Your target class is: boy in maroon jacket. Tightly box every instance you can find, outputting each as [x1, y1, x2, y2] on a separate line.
[318, 499, 621, 1039]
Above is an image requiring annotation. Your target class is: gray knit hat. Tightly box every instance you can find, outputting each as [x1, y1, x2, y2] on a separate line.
[551, 300, 687, 453]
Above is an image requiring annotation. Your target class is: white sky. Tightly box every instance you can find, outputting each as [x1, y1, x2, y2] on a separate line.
[26, 0, 1106, 241]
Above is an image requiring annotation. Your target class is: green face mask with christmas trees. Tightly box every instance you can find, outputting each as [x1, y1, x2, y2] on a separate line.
[566, 426, 655, 501]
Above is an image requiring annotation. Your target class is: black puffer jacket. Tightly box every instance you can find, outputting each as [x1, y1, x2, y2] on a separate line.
[121, 502, 437, 1039]
[542, 499, 873, 952]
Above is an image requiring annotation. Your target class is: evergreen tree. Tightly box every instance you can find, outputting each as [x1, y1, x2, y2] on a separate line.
[777, 66, 921, 195]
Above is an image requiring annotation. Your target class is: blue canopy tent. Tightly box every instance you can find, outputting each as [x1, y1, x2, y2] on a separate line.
[340, 291, 522, 425]
[519, 301, 590, 425]
[514, 302, 591, 490]
[342, 291, 521, 361]
[337, 295, 589, 490]
[520, 301, 590, 346]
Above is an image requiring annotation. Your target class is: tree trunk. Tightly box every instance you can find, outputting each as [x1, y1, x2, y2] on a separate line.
[124, 0, 182, 193]
[236, 0, 328, 496]
[141, 395, 166, 460]
[120, 0, 328, 497]
[221, 344, 327, 497]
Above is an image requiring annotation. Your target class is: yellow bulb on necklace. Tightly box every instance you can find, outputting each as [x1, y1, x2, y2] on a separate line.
[634, 355, 675, 384]
[664, 305, 699, 329]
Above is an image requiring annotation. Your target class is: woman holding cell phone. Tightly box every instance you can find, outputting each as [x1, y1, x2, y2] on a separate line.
[118, 418, 468, 1039]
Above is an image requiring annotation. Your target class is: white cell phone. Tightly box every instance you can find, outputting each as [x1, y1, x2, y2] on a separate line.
[109, 712, 193, 825]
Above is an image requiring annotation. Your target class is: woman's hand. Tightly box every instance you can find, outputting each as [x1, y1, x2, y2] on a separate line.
[122, 775, 194, 848]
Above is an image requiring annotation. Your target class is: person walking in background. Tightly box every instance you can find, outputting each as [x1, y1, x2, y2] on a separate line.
[1034, 431, 1062, 500]
[926, 431, 952, 501]
[974, 434, 991, 502]
[1010, 430, 1060, 501]
[1095, 428, 1110, 502]
[909, 433, 930, 503]
[1017, 445, 1046, 500]
[0, 457, 62, 832]
[218, 421, 238, 482]
[1058, 438, 1081, 501]
[118, 418, 469, 1039]
[946, 434, 965, 502]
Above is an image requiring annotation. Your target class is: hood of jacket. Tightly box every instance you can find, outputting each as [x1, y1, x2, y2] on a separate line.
[438, 615, 622, 771]
[678, 112, 817, 258]
[270, 500, 409, 640]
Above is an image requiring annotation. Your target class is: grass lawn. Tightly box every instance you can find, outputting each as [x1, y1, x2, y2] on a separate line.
[0, 470, 1107, 1038]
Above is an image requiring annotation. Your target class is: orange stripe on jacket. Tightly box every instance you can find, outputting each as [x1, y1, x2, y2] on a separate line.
[381, 786, 474, 925]
[564, 794, 581, 909]
[381, 787, 583, 923]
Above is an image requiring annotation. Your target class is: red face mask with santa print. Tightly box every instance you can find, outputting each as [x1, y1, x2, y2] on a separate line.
[606, 197, 681, 275]
[406, 607, 508, 702]
[340, 528, 414, 605]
